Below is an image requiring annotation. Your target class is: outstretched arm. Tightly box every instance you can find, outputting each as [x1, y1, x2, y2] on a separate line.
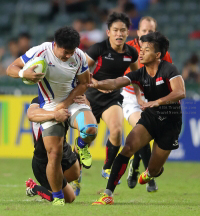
[88, 76, 130, 90]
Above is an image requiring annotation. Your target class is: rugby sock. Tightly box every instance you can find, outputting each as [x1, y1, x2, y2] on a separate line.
[132, 151, 141, 170]
[138, 143, 151, 169]
[52, 190, 64, 199]
[103, 139, 120, 170]
[106, 154, 130, 192]
[77, 137, 88, 149]
[155, 167, 164, 177]
[32, 185, 53, 201]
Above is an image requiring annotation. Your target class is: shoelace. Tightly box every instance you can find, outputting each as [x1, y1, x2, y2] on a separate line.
[81, 146, 91, 159]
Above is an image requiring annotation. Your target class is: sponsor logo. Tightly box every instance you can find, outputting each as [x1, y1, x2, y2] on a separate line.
[105, 53, 114, 60]
[158, 116, 167, 121]
[173, 140, 179, 146]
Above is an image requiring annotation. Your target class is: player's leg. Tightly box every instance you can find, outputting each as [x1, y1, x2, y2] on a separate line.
[125, 101, 157, 191]
[101, 105, 124, 180]
[71, 109, 97, 169]
[138, 142, 170, 184]
[92, 124, 153, 205]
[42, 123, 65, 205]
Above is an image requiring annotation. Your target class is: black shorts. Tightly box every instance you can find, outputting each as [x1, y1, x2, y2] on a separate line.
[32, 144, 77, 191]
[137, 110, 182, 150]
[90, 95, 123, 123]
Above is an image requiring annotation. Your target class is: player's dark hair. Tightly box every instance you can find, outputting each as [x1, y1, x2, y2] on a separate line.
[18, 32, 31, 39]
[54, 26, 80, 50]
[140, 31, 169, 59]
[107, 12, 131, 29]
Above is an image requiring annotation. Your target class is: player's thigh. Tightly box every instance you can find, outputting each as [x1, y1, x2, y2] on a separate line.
[128, 111, 142, 127]
[121, 124, 152, 157]
[148, 142, 171, 175]
[63, 160, 80, 183]
[42, 123, 65, 153]
[102, 105, 124, 133]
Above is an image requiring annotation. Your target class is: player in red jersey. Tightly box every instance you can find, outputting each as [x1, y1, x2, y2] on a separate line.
[121, 16, 172, 192]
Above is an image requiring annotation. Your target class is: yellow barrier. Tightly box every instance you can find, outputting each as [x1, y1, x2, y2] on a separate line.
[0, 96, 133, 159]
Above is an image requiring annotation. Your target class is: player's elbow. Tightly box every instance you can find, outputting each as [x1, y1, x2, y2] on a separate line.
[180, 89, 186, 100]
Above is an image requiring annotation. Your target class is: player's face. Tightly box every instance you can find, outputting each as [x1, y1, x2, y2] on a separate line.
[137, 20, 156, 39]
[107, 21, 129, 46]
[53, 42, 75, 62]
[139, 42, 160, 64]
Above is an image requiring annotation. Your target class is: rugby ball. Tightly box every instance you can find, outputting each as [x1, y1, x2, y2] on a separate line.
[22, 57, 48, 85]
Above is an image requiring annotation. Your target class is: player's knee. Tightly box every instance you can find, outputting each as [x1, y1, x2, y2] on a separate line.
[80, 124, 98, 142]
[110, 125, 122, 140]
[65, 195, 75, 203]
[124, 137, 140, 156]
[48, 147, 63, 162]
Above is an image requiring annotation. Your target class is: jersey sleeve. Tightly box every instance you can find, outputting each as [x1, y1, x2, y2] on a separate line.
[166, 64, 181, 81]
[77, 49, 89, 75]
[20, 44, 44, 65]
[162, 51, 172, 63]
[124, 69, 141, 83]
[85, 43, 101, 61]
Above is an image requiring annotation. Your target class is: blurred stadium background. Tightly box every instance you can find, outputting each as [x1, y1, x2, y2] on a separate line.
[0, 0, 200, 162]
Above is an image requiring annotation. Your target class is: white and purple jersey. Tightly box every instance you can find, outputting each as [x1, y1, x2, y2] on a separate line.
[21, 42, 88, 111]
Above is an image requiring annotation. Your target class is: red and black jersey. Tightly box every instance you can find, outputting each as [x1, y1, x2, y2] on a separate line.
[125, 61, 182, 119]
[124, 38, 172, 95]
[85, 39, 138, 107]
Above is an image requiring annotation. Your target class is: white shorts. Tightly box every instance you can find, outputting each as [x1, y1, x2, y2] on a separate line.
[121, 90, 145, 121]
[41, 103, 91, 129]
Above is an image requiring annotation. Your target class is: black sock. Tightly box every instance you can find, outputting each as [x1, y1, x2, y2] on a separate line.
[103, 139, 120, 170]
[138, 143, 151, 169]
[155, 167, 164, 177]
[32, 185, 53, 202]
[132, 151, 141, 170]
[106, 154, 130, 192]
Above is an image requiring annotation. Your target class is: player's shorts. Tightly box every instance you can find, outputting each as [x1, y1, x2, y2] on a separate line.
[67, 103, 91, 128]
[121, 90, 146, 121]
[32, 143, 77, 191]
[137, 109, 182, 151]
[42, 123, 65, 137]
[90, 96, 123, 123]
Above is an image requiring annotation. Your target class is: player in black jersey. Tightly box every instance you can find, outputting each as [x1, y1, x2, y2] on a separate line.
[85, 12, 138, 181]
[89, 32, 186, 205]
[25, 97, 80, 203]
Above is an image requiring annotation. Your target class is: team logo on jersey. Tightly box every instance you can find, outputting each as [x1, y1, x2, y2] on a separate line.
[48, 61, 55, 67]
[156, 77, 164, 85]
[68, 62, 77, 67]
[123, 56, 132, 62]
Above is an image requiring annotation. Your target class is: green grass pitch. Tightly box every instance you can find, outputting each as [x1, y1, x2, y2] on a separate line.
[0, 159, 200, 216]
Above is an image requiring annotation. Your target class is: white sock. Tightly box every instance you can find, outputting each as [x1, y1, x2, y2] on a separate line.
[104, 189, 112, 196]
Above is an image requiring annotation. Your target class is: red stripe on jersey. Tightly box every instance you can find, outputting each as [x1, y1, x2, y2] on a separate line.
[131, 80, 144, 92]
[38, 81, 51, 103]
[124, 55, 132, 58]
[93, 56, 102, 75]
[75, 51, 82, 75]
[37, 49, 46, 57]
[166, 78, 172, 92]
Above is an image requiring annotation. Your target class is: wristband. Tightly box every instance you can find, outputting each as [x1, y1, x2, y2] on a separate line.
[18, 69, 24, 78]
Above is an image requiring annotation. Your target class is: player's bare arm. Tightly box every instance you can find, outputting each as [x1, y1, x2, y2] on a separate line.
[88, 76, 130, 90]
[55, 70, 90, 110]
[141, 76, 186, 110]
[28, 104, 71, 123]
[6, 57, 44, 82]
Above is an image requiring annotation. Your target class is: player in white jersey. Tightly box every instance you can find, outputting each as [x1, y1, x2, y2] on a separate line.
[6, 26, 97, 206]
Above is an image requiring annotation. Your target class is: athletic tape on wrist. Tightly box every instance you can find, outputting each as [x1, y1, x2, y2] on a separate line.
[18, 69, 24, 78]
